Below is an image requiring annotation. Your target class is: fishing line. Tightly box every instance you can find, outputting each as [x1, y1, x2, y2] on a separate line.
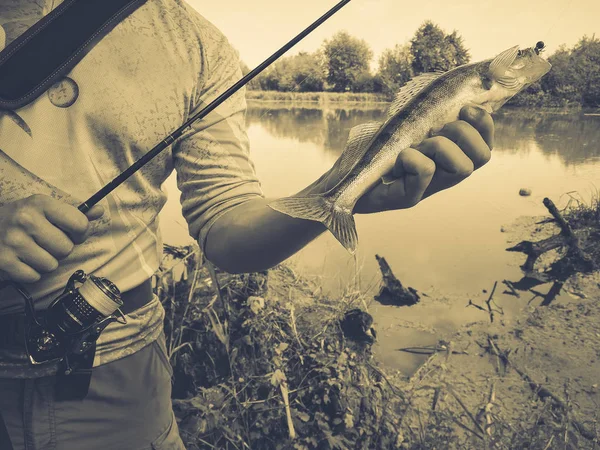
[78, 0, 352, 213]
[544, 0, 574, 42]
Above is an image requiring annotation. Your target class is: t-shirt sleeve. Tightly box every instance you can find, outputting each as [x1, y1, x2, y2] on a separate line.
[172, 17, 264, 253]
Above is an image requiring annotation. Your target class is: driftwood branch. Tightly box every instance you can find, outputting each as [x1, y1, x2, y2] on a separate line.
[467, 281, 503, 323]
[374, 254, 420, 306]
[507, 197, 596, 276]
[506, 235, 568, 273]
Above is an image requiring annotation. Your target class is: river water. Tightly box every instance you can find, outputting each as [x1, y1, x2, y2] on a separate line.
[158, 103, 600, 375]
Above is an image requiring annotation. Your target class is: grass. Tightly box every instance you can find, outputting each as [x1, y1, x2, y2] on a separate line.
[154, 248, 402, 449]
[246, 90, 389, 104]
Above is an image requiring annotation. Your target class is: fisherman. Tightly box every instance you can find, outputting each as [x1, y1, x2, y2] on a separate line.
[0, 0, 494, 448]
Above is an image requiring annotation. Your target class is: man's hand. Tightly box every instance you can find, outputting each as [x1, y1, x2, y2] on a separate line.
[0, 195, 104, 284]
[318, 105, 494, 214]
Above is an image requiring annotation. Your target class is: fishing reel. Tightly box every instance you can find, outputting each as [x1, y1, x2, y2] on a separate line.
[1, 270, 126, 372]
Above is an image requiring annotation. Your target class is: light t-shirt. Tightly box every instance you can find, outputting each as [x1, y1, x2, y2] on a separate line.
[0, 0, 264, 377]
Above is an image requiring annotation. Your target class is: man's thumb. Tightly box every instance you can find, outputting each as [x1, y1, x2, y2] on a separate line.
[85, 204, 105, 221]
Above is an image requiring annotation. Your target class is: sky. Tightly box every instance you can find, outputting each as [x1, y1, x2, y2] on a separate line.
[187, 0, 598, 70]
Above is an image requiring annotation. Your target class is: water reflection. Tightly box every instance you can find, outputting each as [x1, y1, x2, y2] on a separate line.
[246, 105, 386, 157]
[247, 105, 600, 166]
[494, 109, 600, 165]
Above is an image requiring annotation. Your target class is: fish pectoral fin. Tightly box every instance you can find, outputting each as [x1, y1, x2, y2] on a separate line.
[489, 45, 519, 80]
[268, 195, 358, 254]
[381, 173, 398, 185]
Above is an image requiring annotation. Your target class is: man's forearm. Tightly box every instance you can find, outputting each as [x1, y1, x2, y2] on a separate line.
[203, 197, 327, 273]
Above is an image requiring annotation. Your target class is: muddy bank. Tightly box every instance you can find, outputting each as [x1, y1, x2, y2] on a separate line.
[393, 270, 600, 449]
[391, 198, 600, 448]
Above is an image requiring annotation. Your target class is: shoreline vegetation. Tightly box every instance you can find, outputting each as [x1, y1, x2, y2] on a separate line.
[246, 90, 389, 104]
[242, 21, 600, 109]
[156, 196, 600, 449]
[245, 90, 600, 113]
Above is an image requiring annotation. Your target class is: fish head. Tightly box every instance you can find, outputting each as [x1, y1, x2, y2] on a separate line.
[475, 43, 552, 112]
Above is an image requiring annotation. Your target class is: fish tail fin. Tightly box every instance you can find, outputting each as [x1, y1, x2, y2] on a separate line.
[269, 195, 358, 254]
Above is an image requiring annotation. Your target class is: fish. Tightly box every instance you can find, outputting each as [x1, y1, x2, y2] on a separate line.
[268, 43, 552, 254]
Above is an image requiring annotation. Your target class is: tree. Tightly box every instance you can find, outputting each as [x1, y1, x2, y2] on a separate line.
[540, 45, 579, 103]
[571, 35, 600, 106]
[240, 60, 261, 90]
[377, 44, 414, 97]
[289, 52, 326, 92]
[410, 21, 470, 73]
[352, 72, 384, 93]
[536, 36, 600, 107]
[322, 31, 374, 92]
[444, 31, 470, 66]
[253, 52, 325, 92]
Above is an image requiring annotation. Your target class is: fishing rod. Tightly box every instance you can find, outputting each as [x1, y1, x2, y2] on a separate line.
[79, 0, 352, 213]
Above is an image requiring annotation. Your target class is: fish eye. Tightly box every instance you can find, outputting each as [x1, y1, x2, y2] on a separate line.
[517, 49, 523, 57]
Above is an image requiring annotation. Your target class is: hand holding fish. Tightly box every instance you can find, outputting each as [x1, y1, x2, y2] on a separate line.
[350, 105, 493, 213]
[205, 43, 551, 273]
[269, 43, 551, 254]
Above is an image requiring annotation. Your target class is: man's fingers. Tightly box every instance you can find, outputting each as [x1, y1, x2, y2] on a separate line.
[415, 136, 475, 177]
[38, 197, 96, 244]
[85, 204, 105, 221]
[4, 232, 59, 274]
[394, 148, 436, 207]
[356, 148, 434, 212]
[459, 105, 495, 150]
[436, 120, 492, 169]
[0, 262, 41, 284]
[29, 221, 76, 260]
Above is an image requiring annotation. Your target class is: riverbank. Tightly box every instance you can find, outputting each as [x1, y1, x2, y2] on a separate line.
[392, 198, 600, 448]
[246, 90, 389, 104]
[245, 91, 600, 111]
[157, 197, 599, 449]
[393, 270, 600, 448]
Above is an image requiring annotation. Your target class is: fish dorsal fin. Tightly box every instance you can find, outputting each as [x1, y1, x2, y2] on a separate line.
[489, 45, 519, 79]
[386, 72, 444, 119]
[335, 121, 382, 182]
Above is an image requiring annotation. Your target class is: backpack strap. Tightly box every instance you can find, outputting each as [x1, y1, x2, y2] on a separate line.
[0, 0, 147, 110]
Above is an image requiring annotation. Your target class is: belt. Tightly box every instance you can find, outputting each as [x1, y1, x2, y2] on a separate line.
[0, 278, 154, 349]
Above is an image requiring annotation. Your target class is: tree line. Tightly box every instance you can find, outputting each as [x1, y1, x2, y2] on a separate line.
[241, 21, 600, 108]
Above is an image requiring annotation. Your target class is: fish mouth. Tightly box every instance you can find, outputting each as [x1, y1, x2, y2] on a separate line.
[515, 42, 552, 83]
